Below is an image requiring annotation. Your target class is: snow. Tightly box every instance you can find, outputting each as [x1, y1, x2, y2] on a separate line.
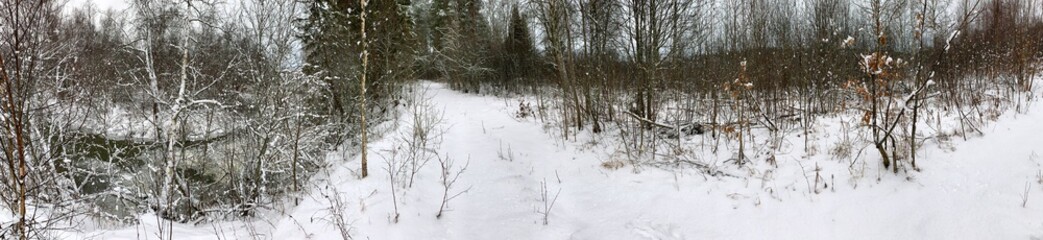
[945, 30, 961, 51]
[63, 80, 1043, 239]
[842, 36, 856, 48]
[0, 209, 12, 227]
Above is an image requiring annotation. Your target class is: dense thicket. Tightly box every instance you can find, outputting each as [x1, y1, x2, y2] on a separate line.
[2, 0, 339, 238]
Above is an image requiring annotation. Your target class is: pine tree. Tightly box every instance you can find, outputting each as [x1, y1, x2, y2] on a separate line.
[428, 0, 494, 93]
[504, 4, 537, 83]
[300, 0, 416, 177]
[300, 0, 415, 117]
[429, 0, 454, 54]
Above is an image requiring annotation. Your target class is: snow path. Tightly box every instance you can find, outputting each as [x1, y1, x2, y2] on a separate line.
[265, 81, 1043, 239]
[75, 81, 1043, 239]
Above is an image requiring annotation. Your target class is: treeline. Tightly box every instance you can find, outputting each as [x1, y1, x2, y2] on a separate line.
[404, 0, 1043, 119]
[388, 0, 1043, 172]
[295, 0, 1040, 144]
[300, 0, 1043, 178]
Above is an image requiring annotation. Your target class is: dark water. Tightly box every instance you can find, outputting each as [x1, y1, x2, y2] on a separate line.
[59, 133, 229, 194]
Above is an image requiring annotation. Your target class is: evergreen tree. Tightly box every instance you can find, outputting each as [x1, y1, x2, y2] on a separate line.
[429, 0, 453, 53]
[300, 0, 416, 118]
[425, 0, 495, 93]
[301, 0, 415, 177]
[504, 4, 537, 82]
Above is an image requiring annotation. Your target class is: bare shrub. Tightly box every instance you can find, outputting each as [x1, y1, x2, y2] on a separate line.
[400, 84, 445, 188]
[535, 179, 561, 225]
[435, 154, 470, 219]
[318, 186, 354, 240]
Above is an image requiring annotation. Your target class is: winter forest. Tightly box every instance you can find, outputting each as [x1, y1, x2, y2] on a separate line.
[2, 0, 1043, 239]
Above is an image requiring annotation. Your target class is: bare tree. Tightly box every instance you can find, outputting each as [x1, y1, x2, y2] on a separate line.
[360, 0, 370, 178]
[1, 0, 68, 238]
[532, 0, 580, 139]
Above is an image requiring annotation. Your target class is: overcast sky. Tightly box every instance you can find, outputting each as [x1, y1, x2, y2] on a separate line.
[66, 0, 130, 11]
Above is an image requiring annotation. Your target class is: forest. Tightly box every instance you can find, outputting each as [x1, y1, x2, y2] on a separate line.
[2, 0, 1043, 239]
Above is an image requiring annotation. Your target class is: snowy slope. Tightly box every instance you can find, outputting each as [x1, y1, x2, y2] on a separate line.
[70, 81, 1043, 240]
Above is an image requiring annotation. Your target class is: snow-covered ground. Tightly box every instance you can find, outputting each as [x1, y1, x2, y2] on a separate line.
[65, 81, 1043, 239]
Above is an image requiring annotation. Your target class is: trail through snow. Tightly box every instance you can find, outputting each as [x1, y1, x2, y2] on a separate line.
[76, 81, 1043, 239]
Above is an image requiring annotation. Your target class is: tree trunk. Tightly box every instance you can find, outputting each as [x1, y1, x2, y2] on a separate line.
[359, 0, 370, 178]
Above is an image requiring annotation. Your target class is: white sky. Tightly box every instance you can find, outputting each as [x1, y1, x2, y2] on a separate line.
[66, 0, 130, 11]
